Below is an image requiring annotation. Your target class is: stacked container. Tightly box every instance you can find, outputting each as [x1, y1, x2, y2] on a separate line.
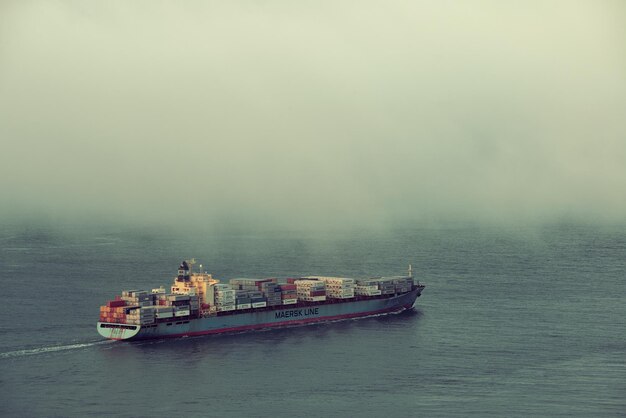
[174, 305, 191, 317]
[229, 278, 276, 291]
[260, 282, 282, 307]
[235, 290, 252, 310]
[229, 279, 274, 308]
[377, 279, 396, 295]
[311, 277, 356, 299]
[106, 299, 126, 308]
[99, 304, 128, 323]
[155, 306, 174, 319]
[126, 306, 156, 325]
[295, 280, 327, 302]
[355, 278, 396, 295]
[153, 293, 191, 307]
[121, 290, 152, 306]
[188, 295, 200, 315]
[248, 291, 267, 308]
[387, 277, 413, 293]
[169, 294, 191, 306]
[354, 279, 382, 296]
[155, 293, 169, 306]
[279, 284, 298, 305]
[214, 284, 236, 312]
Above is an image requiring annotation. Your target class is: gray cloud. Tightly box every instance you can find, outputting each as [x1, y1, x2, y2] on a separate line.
[1, 1, 625, 229]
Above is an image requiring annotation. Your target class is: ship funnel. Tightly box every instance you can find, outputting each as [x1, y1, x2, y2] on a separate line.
[177, 260, 190, 280]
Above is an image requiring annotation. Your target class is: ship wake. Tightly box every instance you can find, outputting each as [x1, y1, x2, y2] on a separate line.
[0, 340, 115, 359]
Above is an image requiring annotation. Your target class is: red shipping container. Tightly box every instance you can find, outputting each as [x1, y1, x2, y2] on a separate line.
[309, 290, 326, 296]
[107, 300, 126, 308]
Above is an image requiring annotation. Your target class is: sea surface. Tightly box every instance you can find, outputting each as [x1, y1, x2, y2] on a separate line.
[0, 223, 624, 417]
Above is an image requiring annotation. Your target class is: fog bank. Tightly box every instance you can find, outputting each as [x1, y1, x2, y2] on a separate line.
[1, 1, 625, 229]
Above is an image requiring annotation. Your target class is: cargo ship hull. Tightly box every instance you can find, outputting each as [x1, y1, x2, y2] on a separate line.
[97, 287, 422, 341]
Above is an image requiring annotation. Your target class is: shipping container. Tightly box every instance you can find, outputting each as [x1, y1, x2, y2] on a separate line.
[282, 298, 298, 305]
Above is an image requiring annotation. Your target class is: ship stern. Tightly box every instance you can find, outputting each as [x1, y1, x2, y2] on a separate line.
[97, 322, 142, 340]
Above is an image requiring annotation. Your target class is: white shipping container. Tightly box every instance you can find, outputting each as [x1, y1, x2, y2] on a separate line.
[218, 305, 236, 312]
[326, 283, 355, 289]
[130, 314, 154, 319]
[216, 291, 236, 296]
[327, 288, 354, 294]
[215, 299, 235, 305]
[252, 302, 267, 308]
[356, 280, 379, 287]
[315, 278, 355, 285]
[299, 296, 326, 302]
[328, 293, 354, 298]
[355, 285, 378, 292]
[156, 312, 174, 318]
[236, 303, 252, 310]
[282, 299, 298, 305]
[295, 280, 325, 286]
[174, 310, 190, 317]
[329, 289, 355, 294]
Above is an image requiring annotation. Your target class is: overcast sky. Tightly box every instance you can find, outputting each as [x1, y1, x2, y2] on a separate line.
[1, 1, 625, 229]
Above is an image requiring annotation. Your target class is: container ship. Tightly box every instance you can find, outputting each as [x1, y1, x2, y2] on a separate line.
[97, 259, 425, 341]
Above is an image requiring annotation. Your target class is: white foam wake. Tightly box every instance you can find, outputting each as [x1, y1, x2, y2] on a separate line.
[0, 340, 113, 359]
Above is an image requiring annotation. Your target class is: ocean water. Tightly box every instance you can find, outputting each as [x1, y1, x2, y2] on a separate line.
[0, 223, 624, 417]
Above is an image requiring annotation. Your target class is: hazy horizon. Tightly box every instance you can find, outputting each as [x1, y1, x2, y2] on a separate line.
[1, 1, 625, 230]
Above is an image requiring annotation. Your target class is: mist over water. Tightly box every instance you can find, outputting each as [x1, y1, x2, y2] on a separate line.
[1, 1, 625, 230]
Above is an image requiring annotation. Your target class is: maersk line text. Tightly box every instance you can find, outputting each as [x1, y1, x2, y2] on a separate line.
[275, 308, 320, 319]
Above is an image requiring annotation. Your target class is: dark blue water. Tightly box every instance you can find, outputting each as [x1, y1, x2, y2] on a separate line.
[1, 223, 624, 417]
